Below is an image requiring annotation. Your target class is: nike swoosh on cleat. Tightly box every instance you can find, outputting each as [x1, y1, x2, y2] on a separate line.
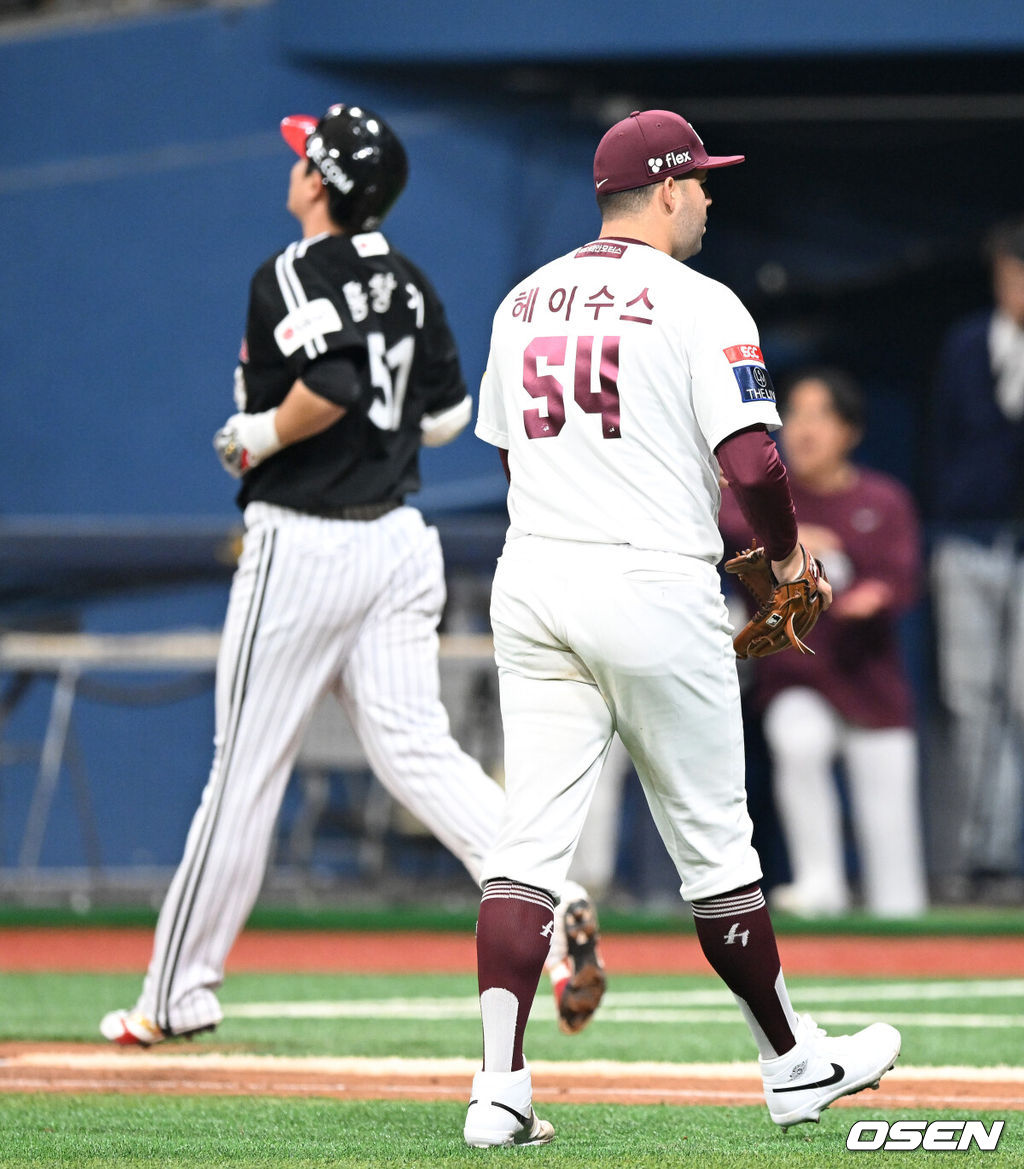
[772, 1063, 845, 1093]
[493, 1101, 534, 1127]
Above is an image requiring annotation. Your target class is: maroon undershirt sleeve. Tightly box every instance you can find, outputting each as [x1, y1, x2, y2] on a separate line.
[715, 426, 798, 563]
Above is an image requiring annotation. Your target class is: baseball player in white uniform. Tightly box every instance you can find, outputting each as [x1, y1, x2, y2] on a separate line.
[463, 110, 901, 1147]
[99, 103, 604, 1050]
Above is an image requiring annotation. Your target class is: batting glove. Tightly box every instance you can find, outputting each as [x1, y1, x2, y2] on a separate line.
[213, 408, 282, 478]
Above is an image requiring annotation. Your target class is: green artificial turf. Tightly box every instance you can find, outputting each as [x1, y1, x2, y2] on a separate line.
[2, 966, 1021, 1167]
[1, 901, 1023, 935]
[0, 1096, 1019, 1169]
[2, 970, 1022, 1068]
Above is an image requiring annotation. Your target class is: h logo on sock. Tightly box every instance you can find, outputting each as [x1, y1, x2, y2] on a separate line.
[540, 921, 554, 939]
[723, 921, 750, 947]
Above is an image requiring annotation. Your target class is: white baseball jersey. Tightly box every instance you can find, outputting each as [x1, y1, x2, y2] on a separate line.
[476, 238, 782, 563]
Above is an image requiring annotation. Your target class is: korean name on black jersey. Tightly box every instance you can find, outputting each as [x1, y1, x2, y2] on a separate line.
[236, 230, 466, 513]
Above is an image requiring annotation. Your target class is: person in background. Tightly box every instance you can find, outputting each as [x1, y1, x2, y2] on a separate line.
[721, 368, 928, 917]
[928, 217, 1024, 901]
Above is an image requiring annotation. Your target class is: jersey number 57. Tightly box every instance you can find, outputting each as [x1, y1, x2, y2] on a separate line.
[367, 332, 415, 431]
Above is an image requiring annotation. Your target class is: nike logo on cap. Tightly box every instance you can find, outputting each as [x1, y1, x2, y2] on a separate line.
[771, 1063, 845, 1093]
[596, 178, 609, 188]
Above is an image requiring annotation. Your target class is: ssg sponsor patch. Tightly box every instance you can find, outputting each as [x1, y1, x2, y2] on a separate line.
[724, 344, 776, 403]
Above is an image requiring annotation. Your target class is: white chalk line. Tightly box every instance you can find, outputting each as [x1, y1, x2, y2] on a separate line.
[219, 978, 1024, 1029]
[225, 1002, 1024, 1028]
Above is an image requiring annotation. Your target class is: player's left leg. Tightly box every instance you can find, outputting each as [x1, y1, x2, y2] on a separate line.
[596, 551, 900, 1127]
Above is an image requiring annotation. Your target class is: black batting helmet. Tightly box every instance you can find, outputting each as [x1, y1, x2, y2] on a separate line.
[280, 103, 408, 233]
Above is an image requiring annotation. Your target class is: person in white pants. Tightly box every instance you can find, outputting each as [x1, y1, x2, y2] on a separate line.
[721, 368, 928, 917]
[462, 109, 901, 1148]
[763, 689, 924, 917]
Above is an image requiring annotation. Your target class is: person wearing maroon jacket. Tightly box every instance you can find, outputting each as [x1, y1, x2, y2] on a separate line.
[721, 368, 928, 918]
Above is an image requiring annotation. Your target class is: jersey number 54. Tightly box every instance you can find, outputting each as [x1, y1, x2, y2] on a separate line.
[523, 335, 621, 440]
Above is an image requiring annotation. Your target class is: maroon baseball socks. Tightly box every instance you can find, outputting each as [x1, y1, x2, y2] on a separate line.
[691, 882, 799, 1058]
[475, 878, 556, 1072]
[466, 880, 560, 1146]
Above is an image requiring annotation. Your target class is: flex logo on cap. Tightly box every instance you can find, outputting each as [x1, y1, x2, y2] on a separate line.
[646, 149, 693, 176]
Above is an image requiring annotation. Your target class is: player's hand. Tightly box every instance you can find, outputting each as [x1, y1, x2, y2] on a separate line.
[213, 409, 282, 478]
[771, 544, 833, 610]
[726, 544, 830, 657]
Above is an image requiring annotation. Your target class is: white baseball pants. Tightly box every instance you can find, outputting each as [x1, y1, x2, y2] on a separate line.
[763, 687, 927, 917]
[481, 535, 762, 904]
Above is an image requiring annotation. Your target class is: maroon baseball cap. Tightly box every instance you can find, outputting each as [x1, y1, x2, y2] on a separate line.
[593, 110, 744, 195]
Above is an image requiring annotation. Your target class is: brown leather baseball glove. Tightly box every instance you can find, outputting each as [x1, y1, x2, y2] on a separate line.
[724, 544, 828, 659]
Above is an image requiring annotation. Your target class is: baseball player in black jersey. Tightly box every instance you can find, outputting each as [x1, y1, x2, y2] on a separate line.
[100, 103, 605, 1047]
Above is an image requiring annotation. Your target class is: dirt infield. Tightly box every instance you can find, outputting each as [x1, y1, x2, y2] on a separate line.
[3, 926, 1022, 976]
[2, 1045, 1023, 1112]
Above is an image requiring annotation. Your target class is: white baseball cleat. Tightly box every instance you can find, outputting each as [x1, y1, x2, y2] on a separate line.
[463, 1065, 555, 1148]
[100, 1008, 167, 1046]
[100, 1007, 215, 1047]
[760, 1014, 901, 1129]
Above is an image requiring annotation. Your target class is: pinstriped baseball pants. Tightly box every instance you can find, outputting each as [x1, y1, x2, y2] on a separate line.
[136, 503, 504, 1035]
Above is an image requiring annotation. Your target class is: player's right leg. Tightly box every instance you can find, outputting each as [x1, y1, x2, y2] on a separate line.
[579, 547, 901, 1128]
[337, 514, 505, 880]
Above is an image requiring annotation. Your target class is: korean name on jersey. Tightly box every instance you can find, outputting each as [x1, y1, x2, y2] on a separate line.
[475, 239, 782, 563]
